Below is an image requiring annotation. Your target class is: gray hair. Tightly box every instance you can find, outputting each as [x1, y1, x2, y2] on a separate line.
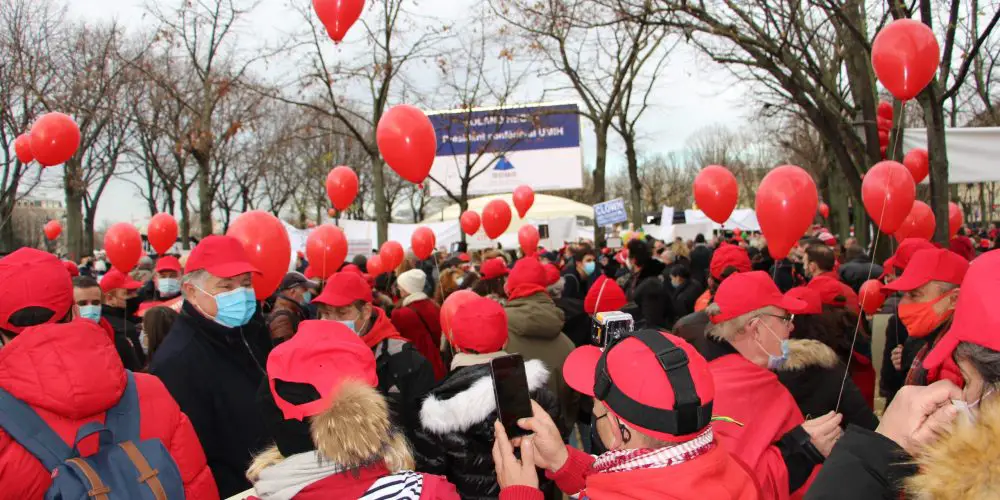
[705, 304, 777, 342]
[955, 342, 1000, 387]
[180, 269, 210, 299]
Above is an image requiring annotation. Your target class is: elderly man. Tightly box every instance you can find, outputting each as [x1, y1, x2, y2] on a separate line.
[703, 271, 842, 499]
[150, 235, 272, 498]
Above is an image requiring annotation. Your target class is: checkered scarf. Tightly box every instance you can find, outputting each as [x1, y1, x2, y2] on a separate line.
[591, 427, 715, 474]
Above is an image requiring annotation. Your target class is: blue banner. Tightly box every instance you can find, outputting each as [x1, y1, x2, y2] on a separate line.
[428, 103, 580, 156]
[594, 199, 628, 227]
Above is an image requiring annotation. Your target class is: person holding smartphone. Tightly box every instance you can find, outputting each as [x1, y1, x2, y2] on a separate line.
[492, 330, 759, 499]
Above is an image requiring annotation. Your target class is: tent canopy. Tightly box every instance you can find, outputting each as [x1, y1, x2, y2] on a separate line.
[902, 127, 1000, 183]
[422, 193, 594, 225]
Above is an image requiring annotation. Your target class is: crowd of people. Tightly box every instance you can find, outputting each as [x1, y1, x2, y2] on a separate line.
[1, 221, 999, 499]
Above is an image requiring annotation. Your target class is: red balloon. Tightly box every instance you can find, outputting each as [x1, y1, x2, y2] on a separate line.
[440, 290, 478, 342]
[513, 185, 535, 218]
[306, 224, 348, 279]
[894, 201, 936, 242]
[460, 210, 480, 235]
[227, 210, 292, 300]
[14, 133, 33, 163]
[518, 225, 540, 256]
[902, 148, 929, 184]
[876, 116, 893, 131]
[859, 280, 886, 315]
[328, 208, 337, 217]
[380, 240, 404, 271]
[43, 220, 61, 241]
[482, 199, 512, 239]
[880, 144, 888, 158]
[755, 165, 818, 259]
[862, 161, 916, 234]
[312, 0, 364, 42]
[949, 202, 964, 238]
[104, 223, 142, 272]
[819, 202, 830, 219]
[307, 221, 317, 229]
[326, 166, 358, 211]
[877, 129, 890, 146]
[411, 226, 436, 260]
[693, 165, 738, 224]
[376, 104, 436, 184]
[876, 101, 894, 122]
[30, 113, 81, 167]
[147, 213, 178, 255]
[367, 254, 385, 276]
[871, 19, 941, 101]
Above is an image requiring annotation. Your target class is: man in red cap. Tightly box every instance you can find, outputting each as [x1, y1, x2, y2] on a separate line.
[703, 271, 843, 499]
[313, 271, 436, 453]
[72, 275, 142, 371]
[99, 267, 148, 366]
[0, 248, 217, 498]
[149, 235, 273, 497]
[693, 242, 752, 313]
[494, 331, 759, 499]
[882, 248, 968, 389]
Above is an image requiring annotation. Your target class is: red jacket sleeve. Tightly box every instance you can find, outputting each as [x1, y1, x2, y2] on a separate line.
[544, 445, 595, 495]
[499, 485, 545, 500]
[421, 473, 462, 499]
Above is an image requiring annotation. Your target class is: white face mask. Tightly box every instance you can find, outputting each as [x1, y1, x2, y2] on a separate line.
[952, 389, 993, 423]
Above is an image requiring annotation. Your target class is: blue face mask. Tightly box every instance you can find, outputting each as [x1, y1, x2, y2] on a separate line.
[756, 322, 790, 370]
[78, 305, 102, 323]
[583, 261, 597, 276]
[158, 278, 181, 297]
[199, 286, 256, 328]
[302, 291, 313, 304]
[337, 320, 356, 333]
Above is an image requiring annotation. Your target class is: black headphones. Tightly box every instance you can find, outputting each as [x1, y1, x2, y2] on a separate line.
[593, 329, 713, 437]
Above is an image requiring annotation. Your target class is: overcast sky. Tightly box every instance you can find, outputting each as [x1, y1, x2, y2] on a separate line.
[39, 0, 752, 226]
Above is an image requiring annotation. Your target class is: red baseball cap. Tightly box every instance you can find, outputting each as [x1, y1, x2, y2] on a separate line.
[807, 276, 859, 311]
[63, 260, 79, 277]
[710, 244, 751, 281]
[924, 250, 1000, 371]
[155, 256, 183, 274]
[584, 275, 627, 315]
[185, 235, 260, 278]
[883, 248, 968, 293]
[314, 272, 373, 307]
[480, 257, 509, 280]
[266, 320, 378, 421]
[786, 287, 822, 315]
[100, 269, 143, 293]
[709, 271, 808, 324]
[563, 331, 715, 442]
[0, 248, 74, 335]
[892, 238, 936, 273]
[450, 297, 508, 353]
[879, 256, 896, 280]
[458, 252, 471, 263]
[543, 263, 560, 286]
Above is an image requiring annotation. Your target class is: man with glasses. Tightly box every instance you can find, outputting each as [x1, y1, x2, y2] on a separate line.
[701, 271, 844, 499]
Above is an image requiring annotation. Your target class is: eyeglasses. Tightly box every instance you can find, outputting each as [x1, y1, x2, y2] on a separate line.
[759, 313, 795, 327]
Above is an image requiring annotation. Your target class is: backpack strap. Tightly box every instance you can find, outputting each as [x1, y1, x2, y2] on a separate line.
[66, 457, 111, 500]
[105, 370, 140, 442]
[406, 306, 434, 338]
[0, 386, 73, 470]
[119, 441, 168, 500]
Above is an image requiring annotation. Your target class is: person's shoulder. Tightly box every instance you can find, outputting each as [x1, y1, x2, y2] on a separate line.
[148, 322, 200, 373]
[133, 371, 182, 419]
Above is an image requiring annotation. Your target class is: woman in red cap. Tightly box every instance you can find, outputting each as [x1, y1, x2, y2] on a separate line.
[473, 257, 509, 305]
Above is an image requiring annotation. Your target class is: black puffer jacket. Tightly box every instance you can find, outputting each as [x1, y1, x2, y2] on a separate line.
[413, 358, 560, 500]
[624, 259, 673, 329]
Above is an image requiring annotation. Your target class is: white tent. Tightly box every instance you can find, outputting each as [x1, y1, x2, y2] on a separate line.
[683, 208, 760, 231]
[422, 193, 595, 226]
[902, 127, 1000, 183]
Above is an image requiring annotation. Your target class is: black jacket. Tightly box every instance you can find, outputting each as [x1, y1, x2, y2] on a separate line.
[560, 267, 590, 301]
[101, 305, 145, 368]
[670, 279, 705, 318]
[690, 244, 713, 285]
[414, 359, 560, 500]
[880, 312, 909, 403]
[839, 258, 884, 293]
[775, 339, 879, 431]
[372, 336, 437, 452]
[805, 425, 915, 500]
[625, 260, 673, 329]
[150, 301, 273, 498]
[770, 259, 806, 293]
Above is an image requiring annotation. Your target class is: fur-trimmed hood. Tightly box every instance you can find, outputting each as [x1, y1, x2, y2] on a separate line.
[907, 399, 1000, 499]
[777, 339, 839, 372]
[419, 359, 549, 435]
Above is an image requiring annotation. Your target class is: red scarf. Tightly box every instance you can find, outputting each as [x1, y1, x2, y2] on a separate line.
[360, 307, 407, 349]
[506, 283, 548, 302]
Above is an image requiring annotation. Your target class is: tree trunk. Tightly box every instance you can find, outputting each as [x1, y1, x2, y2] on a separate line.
[371, 152, 388, 246]
[918, 81, 950, 245]
[980, 182, 988, 226]
[625, 135, 642, 228]
[592, 125, 609, 244]
[179, 187, 192, 249]
[459, 193, 469, 246]
[64, 159, 85, 262]
[83, 213, 96, 257]
[0, 198, 17, 253]
[196, 154, 213, 237]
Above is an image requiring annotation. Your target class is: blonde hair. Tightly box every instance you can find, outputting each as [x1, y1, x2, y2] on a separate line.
[246, 381, 414, 483]
[671, 240, 690, 259]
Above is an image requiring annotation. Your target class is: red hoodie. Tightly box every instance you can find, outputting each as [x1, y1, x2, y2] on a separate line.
[391, 299, 447, 380]
[0, 320, 218, 499]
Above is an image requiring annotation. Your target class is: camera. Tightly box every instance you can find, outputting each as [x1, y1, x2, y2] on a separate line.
[591, 311, 634, 348]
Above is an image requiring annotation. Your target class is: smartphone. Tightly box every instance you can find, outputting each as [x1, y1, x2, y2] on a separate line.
[490, 354, 533, 439]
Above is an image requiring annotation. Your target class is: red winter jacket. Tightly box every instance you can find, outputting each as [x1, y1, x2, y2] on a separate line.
[390, 298, 447, 380]
[0, 320, 218, 500]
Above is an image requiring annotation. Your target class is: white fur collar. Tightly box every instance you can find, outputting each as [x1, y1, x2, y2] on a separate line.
[419, 359, 549, 435]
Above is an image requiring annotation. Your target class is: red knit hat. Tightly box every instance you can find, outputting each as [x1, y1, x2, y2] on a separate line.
[563, 331, 715, 443]
[450, 297, 508, 353]
[584, 275, 627, 315]
[710, 244, 751, 281]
